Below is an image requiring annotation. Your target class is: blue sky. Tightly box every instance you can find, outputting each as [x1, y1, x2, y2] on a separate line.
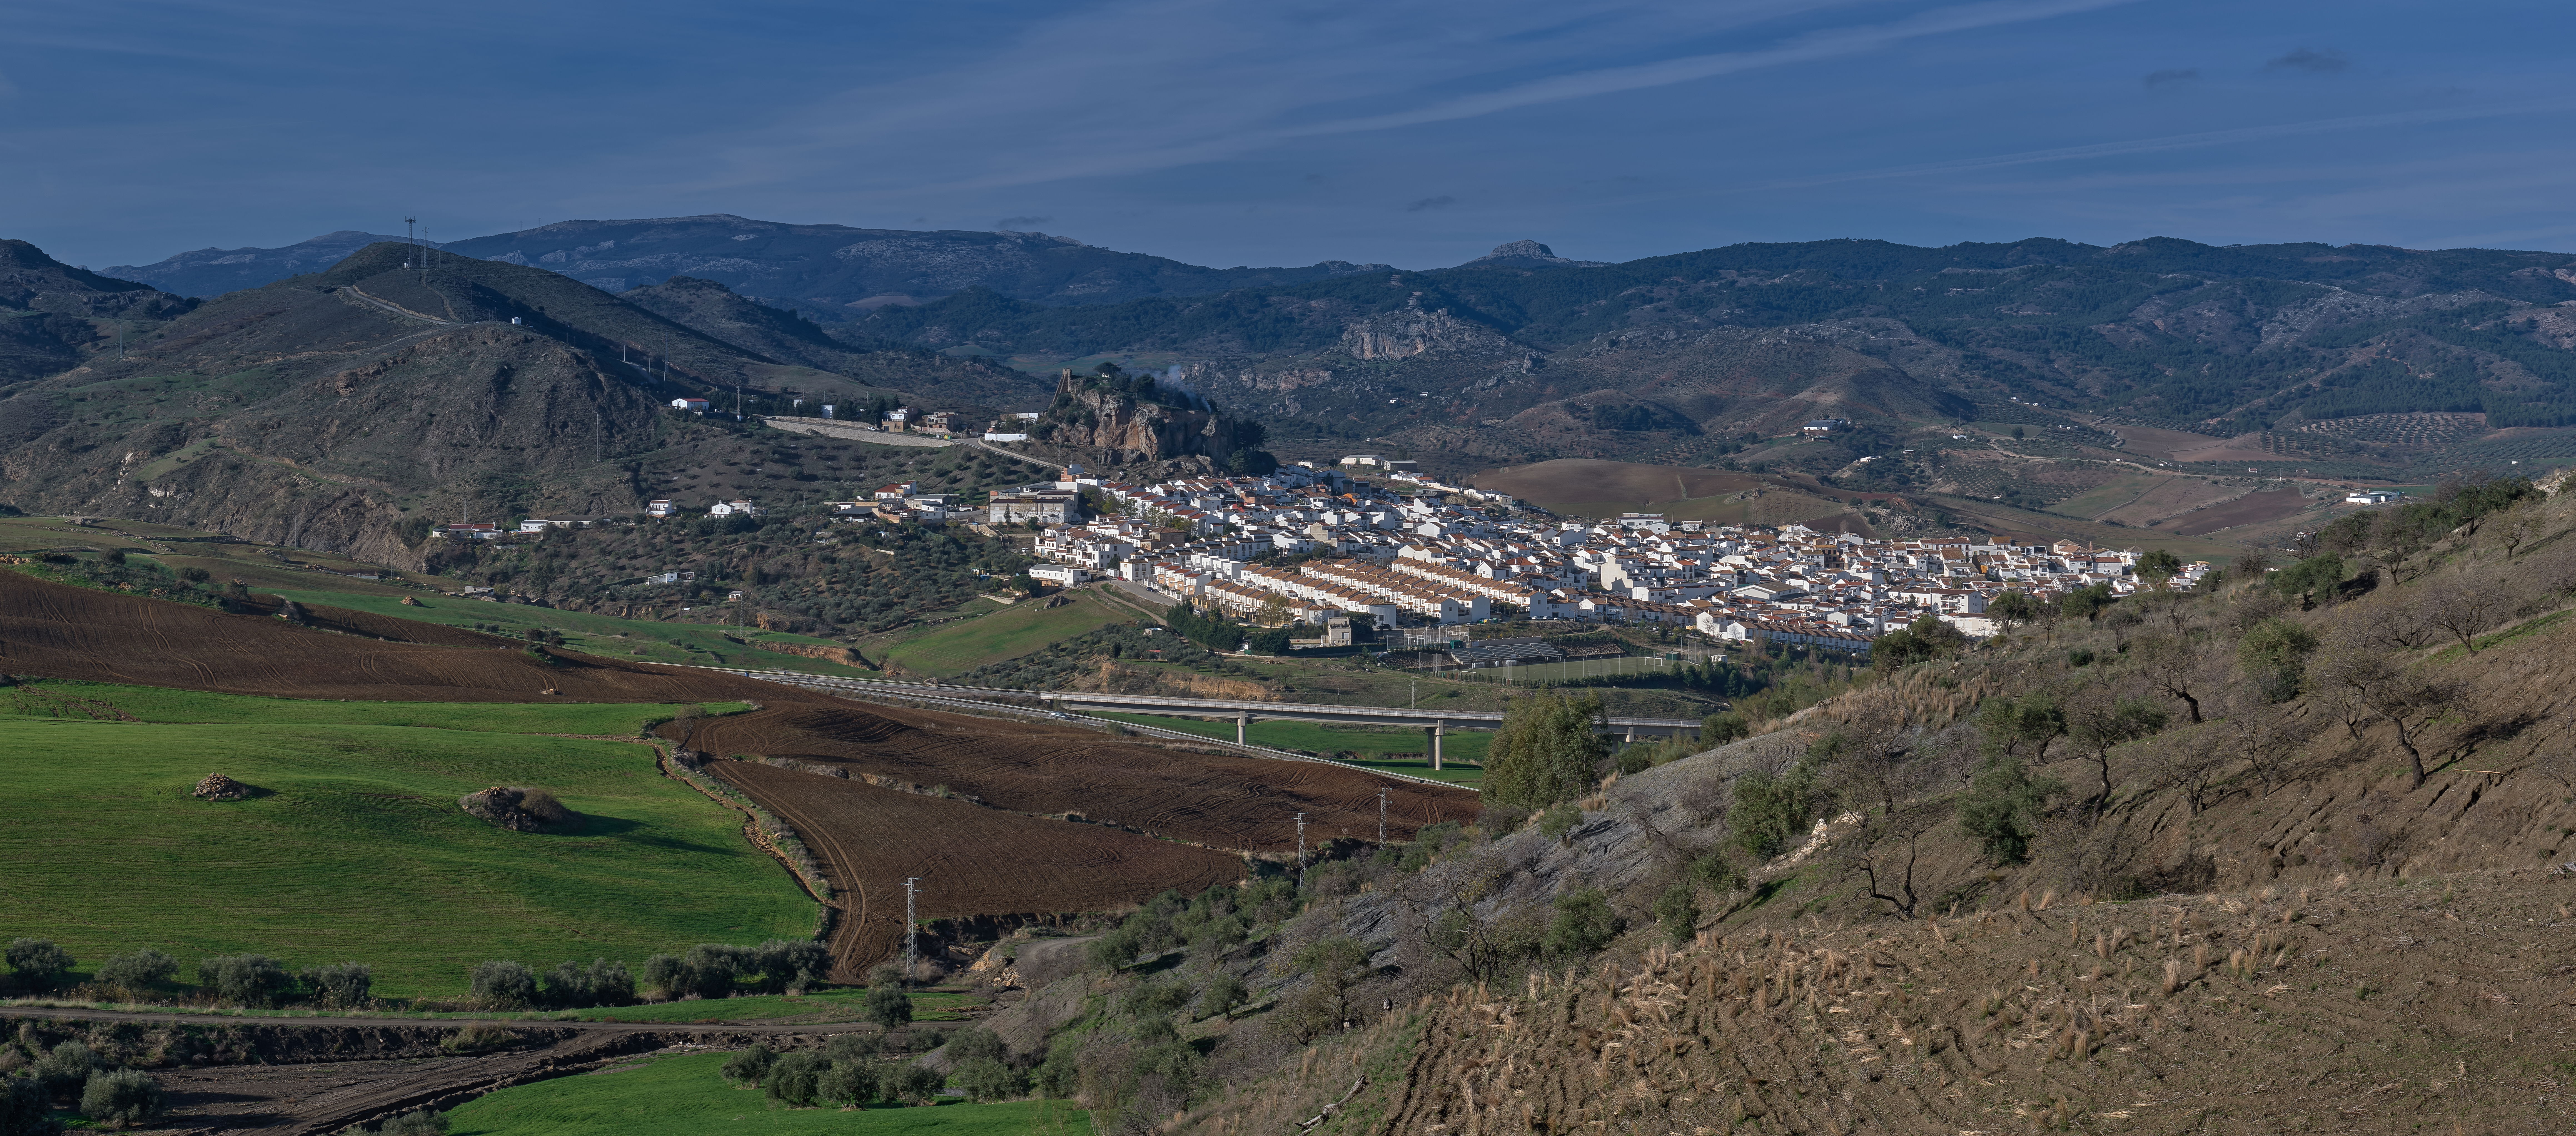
[8, 0, 2572, 271]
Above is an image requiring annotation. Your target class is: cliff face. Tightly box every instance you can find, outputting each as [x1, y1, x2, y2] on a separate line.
[1031, 371, 1265, 470]
[1336, 302, 1523, 361]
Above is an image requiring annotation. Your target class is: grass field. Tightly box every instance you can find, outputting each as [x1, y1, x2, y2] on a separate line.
[0, 684, 813, 998]
[7, 680, 745, 734]
[0, 516, 874, 677]
[1094, 713, 1487, 786]
[874, 591, 1126, 676]
[448, 1051, 1094, 1135]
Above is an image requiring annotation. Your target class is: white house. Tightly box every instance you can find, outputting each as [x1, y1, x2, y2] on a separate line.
[670, 397, 709, 413]
[709, 499, 761, 518]
[1028, 564, 1088, 587]
[2344, 489, 2401, 505]
[644, 500, 675, 518]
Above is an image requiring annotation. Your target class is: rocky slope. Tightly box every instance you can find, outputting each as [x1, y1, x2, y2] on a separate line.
[0, 240, 196, 387]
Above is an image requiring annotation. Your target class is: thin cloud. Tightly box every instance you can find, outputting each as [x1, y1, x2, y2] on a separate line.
[995, 215, 1053, 230]
[2142, 68, 2198, 89]
[1757, 98, 2576, 190]
[698, 0, 2144, 197]
[1404, 195, 1458, 212]
[2266, 48, 2349, 73]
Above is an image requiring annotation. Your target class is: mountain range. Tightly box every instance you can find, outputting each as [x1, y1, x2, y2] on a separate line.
[17, 218, 2576, 560]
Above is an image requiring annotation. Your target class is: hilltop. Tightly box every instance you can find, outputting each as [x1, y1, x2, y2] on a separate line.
[100, 229, 413, 298]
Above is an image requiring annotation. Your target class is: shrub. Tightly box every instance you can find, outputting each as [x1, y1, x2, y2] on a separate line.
[437, 1023, 518, 1054]
[956, 1055, 1027, 1103]
[1484, 689, 1612, 807]
[469, 961, 537, 1009]
[748, 940, 830, 995]
[381, 1109, 449, 1135]
[1652, 883, 1701, 945]
[1726, 768, 1818, 861]
[0, 1078, 51, 1136]
[1195, 972, 1248, 1021]
[941, 1028, 1006, 1064]
[198, 955, 292, 1007]
[1120, 980, 1191, 1020]
[862, 985, 913, 1027]
[542, 959, 634, 1008]
[720, 1043, 776, 1087]
[1700, 712, 1750, 744]
[761, 1052, 827, 1106]
[300, 962, 372, 1007]
[1537, 802, 1584, 840]
[1956, 757, 2063, 865]
[1542, 889, 1619, 960]
[96, 949, 178, 994]
[178, 566, 211, 583]
[816, 1058, 877, 1107]
[29, 1042, 97, 1098]
[79, 1069, 161, 1127]
[1689, 848, 1747, 894]
[5, 938, 73, 990]
[888, 1064, 946, 1105]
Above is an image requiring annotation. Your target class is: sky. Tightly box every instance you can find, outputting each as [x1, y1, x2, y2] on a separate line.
[6, 0, 2573, 272]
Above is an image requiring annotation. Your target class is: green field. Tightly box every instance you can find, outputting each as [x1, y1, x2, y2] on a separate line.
[255, 585, 875, 677]
[0, 684, 813, 998]
[9, 681, 745, 734]
[1094, 713, 1486, 786]
[448, 1052, 1093, 1136]
[875, 591, 1126, 676]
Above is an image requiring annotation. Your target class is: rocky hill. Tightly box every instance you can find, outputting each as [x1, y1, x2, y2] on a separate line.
[0, 237, 1043, 561]
[1, 240, 196, 388]
[101, 230, 415, 298]
[1021, 365, 1274, 477]
[436, 214, 1393, 312]
[849, 236, 2576, 479]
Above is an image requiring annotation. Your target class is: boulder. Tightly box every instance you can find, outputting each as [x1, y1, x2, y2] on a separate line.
[459, 786, 575, 833]
[193, 773, 254, 801]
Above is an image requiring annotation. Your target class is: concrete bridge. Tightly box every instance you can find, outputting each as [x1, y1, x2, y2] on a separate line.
[710, 670, 1704, 771]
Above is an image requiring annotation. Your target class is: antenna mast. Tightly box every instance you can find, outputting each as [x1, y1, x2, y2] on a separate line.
[1294, 811, 1307, 887]
[1377, 787, 1388, 846]
[902, 876, 923, 982]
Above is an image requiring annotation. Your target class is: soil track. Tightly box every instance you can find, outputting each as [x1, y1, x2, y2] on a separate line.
[0, 570, 812, 704]
[711, 763, 1246, 977]
[682, 702, 1483, 851]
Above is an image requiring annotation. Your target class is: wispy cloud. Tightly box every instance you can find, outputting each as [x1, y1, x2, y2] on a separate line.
[1756, 98, 2576, 190]
[1404, 195, 1458, 212]
[2142, 68, 2198, 88]
[2265, 47, 2350, 73]
[698, 0, 2144, 198]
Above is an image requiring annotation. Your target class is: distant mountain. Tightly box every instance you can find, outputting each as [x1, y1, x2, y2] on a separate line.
[103, 231, 420, 298]
[435, 215, 1393, 311]
[0, 239, 195, 386]
[844, 235, 2576, 478]
[0, 239, 1045, 559]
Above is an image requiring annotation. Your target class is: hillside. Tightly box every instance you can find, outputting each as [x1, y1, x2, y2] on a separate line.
[100, 229, 415, 298]
[960, 471, 2576, 1135]
[0, 239, 196, 388]
[0, 237, 1055, 560]
[437, 214, 1394, 311]
[839, 236, 2576, 483]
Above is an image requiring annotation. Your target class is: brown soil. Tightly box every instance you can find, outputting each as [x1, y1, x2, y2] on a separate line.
[1346, 869, 2576, 1136]
[0, 569, 806, 704]
[680, 702, 1482, 852]
[2158, 486, 2315, 535]
[710, 761, 1247, 976]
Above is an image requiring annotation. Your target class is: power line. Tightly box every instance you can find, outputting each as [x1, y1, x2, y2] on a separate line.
[1376, 787, 1388, 846]
[902, 876, 923, 983]
[1294, 812, 1307, 887]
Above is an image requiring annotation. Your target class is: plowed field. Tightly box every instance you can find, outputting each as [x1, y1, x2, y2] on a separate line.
[0, 569, 802, 704]
[680, 702, 1482, 852]
[710, 762, 1245, 974]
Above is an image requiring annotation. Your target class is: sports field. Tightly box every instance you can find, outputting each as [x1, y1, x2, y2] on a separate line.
[0, 682, 812, 998]
[447, 1051, 1093, 1135]
[872, 590, 1124, 676]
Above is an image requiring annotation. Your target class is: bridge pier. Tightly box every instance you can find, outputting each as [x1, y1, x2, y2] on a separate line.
[1237, 711, 1251, 746]
[1424, 722, 1445, 771]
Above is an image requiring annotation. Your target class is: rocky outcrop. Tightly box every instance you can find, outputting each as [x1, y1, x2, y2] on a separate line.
[458, 786, 575, 833]
[1338, 303, 1524, 361]
[1032, 370, 1266, 467]
[193, 774, 254, 801]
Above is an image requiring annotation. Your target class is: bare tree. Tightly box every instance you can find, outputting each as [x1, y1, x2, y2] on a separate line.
[2132, 634, 2209, 723]
[2425, 587, 2503, 656]
[2313, 648, 2460, 789]
[2221, 697, 2306, 797]
[1833, 811, 1932, 920]
[2147, 732, 2232, 815]
[1823, 703, 1914, 819]
[2068, 688, 2170, 818]
[2103, 604, 2146, 652]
